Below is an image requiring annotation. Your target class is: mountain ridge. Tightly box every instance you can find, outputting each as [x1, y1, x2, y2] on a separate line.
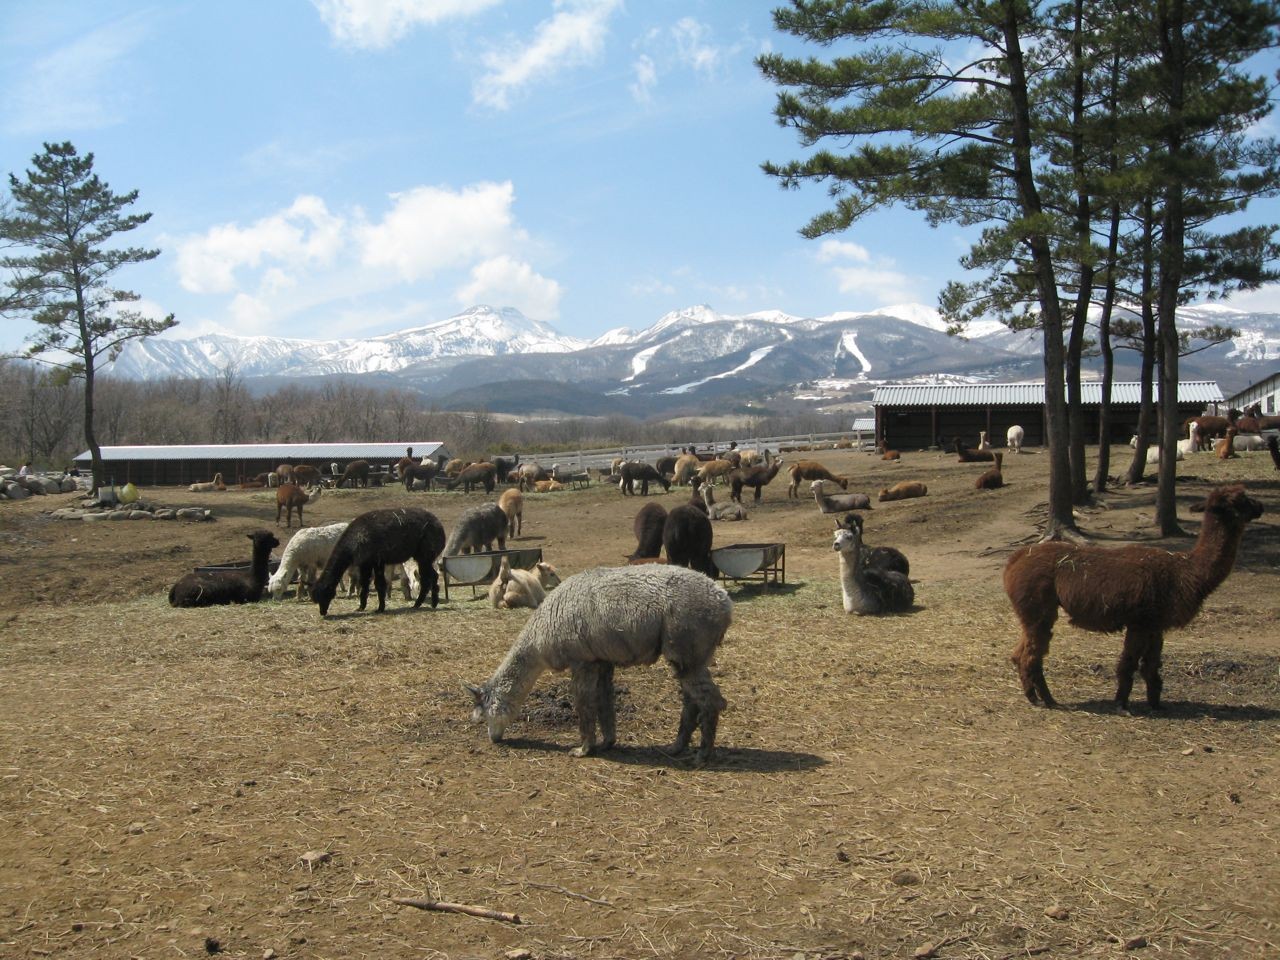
[108, 301, 1280, 417]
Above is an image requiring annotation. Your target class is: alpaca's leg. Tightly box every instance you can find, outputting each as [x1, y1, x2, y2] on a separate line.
[677, 666, 726, 764]
[1011, 617, 1056, 707]
[373, 564, 389, 612]
[1114, 627, 1146, 713]
[672, 693, 700, 755]
[356, 564, 373, 611]
[597, 664, 616, 751]
[569, 664, 601, 757]
[1139, 633, 1165, 711]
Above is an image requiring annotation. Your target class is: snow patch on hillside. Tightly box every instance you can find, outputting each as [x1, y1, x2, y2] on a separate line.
[661, 344, 777, 395]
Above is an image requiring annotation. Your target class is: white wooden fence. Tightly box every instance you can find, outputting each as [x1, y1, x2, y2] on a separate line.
[516, 429, 877, 473]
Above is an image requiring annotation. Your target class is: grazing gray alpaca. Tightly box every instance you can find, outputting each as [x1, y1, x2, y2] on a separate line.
[444, 502, 508, 555]
[468, 565, 732, 763]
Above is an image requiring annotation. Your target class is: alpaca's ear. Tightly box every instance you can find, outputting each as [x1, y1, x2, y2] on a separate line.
[463, 683, 485, 704]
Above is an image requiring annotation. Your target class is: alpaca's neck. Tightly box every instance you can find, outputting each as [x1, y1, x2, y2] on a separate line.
[838, 542, 879, 614]
[489, 641, 545, 712]
[251, 542, 274, 586]
[1186, 513, 1248, 598]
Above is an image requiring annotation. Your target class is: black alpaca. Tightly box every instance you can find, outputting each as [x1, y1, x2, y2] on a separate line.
[169, 529, 280, 607]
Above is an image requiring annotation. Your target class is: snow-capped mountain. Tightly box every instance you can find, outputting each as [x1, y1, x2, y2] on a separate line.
[108, 305, 587, 380]
[106, 300, 1280, 417]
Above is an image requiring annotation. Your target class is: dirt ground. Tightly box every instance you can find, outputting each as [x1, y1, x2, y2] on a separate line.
[1, 445, 1277, 960]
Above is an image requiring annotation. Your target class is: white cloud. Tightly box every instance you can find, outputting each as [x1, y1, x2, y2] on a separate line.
[817, 239, 872, 264]
[455, 256, 562, 320]
[817, 240, 917, 305]
[3, 14, 147, 134]
[166, 182, 560, 339]
[630, 54, 657, 104]
[629, 276, 676, 297]
[474, 0, 621, 110]
[174, 196, 345, 294]
[627, 16, 738, 104]
[671, 18, 720, 75]
[1210, 283, 1280, 314]
[357, 181, 525, 280]
[311, 0, 503, 49]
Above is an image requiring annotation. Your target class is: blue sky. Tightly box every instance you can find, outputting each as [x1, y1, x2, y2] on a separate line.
[2, 0, 1278, 353]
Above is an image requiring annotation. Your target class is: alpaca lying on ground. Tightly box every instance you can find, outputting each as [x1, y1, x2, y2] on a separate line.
[975, 453, 1004, 490]
[811, 479, 872, 513]
[878, 481, 927, 502]
[833, 520, 913, 615]
[1003, 484, 1264, 711]
[169, 529, 279, 607]
[486, 555, 561, 609]
[311, 507, 446, 615]
[189, 472, 226, 493]
[837, 512, 909, 576]
[1216, 427, 1239, 459]
[468, 564, 732, 762]
[700, 482, 748, 521]
[445, 503, 508, 556]
[954, 437, 997, 463]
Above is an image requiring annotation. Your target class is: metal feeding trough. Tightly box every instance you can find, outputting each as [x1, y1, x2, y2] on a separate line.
[193, 558, 282, 576]
[442, 547, 544, 600]
[711, 542, 785, 587]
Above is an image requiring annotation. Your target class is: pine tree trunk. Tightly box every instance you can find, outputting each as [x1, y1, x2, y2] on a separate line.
[1001, 0, 1076, 538]
[1156, 0, 1187, 536]
[1093, 201, 1123, 494]
[1127, 203, 1158, 486]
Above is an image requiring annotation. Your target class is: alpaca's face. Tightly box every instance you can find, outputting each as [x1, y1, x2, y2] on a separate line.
[467, 684, 512, 742]
[536, 563, 561, 590]
[313, 580, 337, 616]
[833, 529, 857, 554]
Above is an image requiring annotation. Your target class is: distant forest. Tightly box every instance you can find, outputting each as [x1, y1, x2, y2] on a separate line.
[0, 360, 851, 469]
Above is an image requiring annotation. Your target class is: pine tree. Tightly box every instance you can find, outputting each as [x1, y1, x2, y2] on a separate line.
[760, 0, 1080, 538]
[1, 142, 175, 489]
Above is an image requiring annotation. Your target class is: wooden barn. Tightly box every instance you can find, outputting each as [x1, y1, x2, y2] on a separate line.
[872, 381, 1224, 451]
[71, 441, 450, 488]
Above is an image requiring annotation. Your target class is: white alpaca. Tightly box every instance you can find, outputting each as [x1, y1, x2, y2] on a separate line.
[833, 524, 913, 615]
[978, 430, 991, 450]
[1007, 425, 1025, 454]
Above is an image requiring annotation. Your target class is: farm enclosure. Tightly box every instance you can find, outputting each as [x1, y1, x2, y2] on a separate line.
[1, 445, 1277, 959]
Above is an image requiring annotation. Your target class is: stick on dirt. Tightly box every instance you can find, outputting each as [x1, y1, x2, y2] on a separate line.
[391, 897, 522, 924]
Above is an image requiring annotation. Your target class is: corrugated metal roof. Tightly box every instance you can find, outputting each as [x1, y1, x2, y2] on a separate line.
[74, 441, 447, 462]
[872, 381, 1224, 406]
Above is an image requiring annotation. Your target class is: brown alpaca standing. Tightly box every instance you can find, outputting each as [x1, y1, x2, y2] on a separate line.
[1268, 435, 1280, 471]
[1003, 484, 1263, 712]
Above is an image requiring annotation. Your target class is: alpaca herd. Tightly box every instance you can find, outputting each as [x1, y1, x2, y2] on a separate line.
[158, 423, 1269, 763]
